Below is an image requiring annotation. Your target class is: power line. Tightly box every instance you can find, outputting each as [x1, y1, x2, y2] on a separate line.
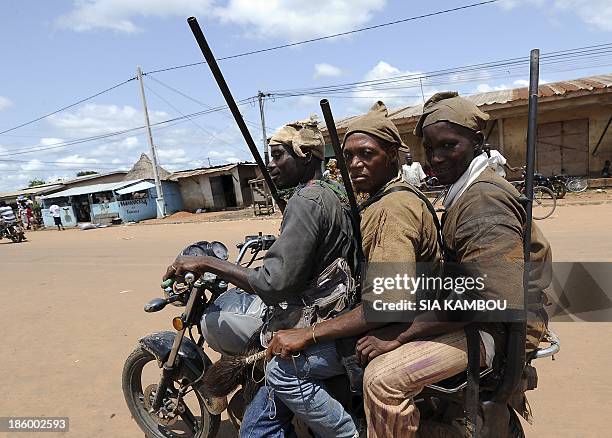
[0, 77, 136, 136]
[145, 0, 499, 75]
[264, 43, 612, 98]
[145, 74, 266, 131]
[143, 80, 247, 153]
[0, 97, 256, 157]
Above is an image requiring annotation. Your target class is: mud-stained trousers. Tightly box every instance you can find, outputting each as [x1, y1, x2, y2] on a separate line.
[363, 330, 487, 438]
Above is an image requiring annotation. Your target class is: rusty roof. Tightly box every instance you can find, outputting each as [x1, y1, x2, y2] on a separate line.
[331, 73, 612, 131]
[169, 162, 257, 181]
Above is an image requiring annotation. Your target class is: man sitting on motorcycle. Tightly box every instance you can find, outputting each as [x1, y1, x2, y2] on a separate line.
[166, 118, 361, 438]
[0, 201, 17, 235]
[267, 101, 442, 437]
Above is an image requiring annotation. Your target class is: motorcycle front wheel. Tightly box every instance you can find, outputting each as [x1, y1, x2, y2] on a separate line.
[122, 346, 220, 438]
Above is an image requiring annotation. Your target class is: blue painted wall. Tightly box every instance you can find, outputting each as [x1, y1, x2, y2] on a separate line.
[91, 201, 120, 218]
[118, 197, 157, 222]
[41, 206, 77, 228]
[160, 181, 183, 214]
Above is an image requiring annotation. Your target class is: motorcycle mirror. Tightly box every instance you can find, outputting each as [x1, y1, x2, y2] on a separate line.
[144, 298, 168, 313]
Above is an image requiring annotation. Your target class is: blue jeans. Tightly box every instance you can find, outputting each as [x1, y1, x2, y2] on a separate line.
[240, 341, 358, 438]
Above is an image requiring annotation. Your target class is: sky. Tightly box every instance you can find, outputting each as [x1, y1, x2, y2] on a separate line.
[1, 0, 612, 191]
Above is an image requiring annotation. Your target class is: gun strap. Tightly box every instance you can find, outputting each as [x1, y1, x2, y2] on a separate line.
[359, 184, 444, 257]
[465, 325, 481, 438]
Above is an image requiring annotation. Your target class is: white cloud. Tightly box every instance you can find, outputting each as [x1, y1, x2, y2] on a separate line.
[501, 0, 612, 32]
[351, 61, 427, 110]
[214, 0, 386, 41]
[157, 148, 189, 164]
[0, 96, 13, 111]
[40, 137, 65, 146]
[55, 154, 101, 168]
[47, 104, 167, 137]
[314, 63, 343, 79]
[476, 83, 509, 93]
[57, 0, 386, 38]
[21, 159, 45, 171]
[513, 79, 530, 87]
[56, 0, 213, 33]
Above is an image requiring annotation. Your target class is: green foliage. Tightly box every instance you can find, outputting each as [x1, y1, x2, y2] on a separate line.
[76, 170, 99, 177]
[28, 179, 46, 187]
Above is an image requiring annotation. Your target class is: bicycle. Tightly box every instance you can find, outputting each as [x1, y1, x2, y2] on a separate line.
[512, 180, 557, 220]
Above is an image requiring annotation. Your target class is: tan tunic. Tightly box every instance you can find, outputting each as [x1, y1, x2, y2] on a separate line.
[441, 168, 552, 350]
[361, 180, 440, 264]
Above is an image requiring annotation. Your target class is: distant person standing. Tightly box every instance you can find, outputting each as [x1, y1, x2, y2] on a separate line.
[49, 204, 65, 231]
[602, 159, 611, 178]
[401, 152, 426, 187]
[485, 145, 520, 178]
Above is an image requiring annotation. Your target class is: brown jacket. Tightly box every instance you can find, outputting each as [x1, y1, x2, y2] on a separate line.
[441, 168, 552, 349]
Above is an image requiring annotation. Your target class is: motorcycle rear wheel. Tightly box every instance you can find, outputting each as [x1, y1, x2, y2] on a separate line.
[122, 346, 220, 438]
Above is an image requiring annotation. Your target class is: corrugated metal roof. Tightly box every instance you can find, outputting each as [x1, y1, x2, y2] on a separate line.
[116, 181, 156, 195]
[0, 184, 65, 199]
[42, 180, 142, 199]
[330, 73, 612, 131]
[169, 163, 257, 181]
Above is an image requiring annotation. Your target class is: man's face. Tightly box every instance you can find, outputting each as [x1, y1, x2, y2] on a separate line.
[405, 153, 413, 165]
[422, 122, 479, 185]
[268, 144, 305, 189]
[343, 133, 398, 195]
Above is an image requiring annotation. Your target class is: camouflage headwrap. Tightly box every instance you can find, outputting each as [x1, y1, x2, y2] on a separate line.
[342, 101, 407, 150]
[269, 116, 325, 160]
[414, 91, 490, 137]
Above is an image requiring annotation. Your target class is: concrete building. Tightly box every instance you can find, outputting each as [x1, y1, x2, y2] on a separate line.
[170, 163, 261, 212]
[40, 179, 182, 226]
[324, 73, 612, 179]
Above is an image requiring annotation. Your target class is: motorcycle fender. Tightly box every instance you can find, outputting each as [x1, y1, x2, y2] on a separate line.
[139, 331, 211, 375]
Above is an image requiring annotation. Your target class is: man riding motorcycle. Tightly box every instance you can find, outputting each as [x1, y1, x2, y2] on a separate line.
[0, 201, 26, 242]
[166, 118, 361, 437]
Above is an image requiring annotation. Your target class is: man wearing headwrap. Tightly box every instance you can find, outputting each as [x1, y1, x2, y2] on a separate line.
[267, 102, 441, 437]
[167, 117, 360, 437]
[352, 92, 551, 436]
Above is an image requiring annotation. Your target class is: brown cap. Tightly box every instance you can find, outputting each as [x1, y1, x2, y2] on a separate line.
[342, 101, 408, 151]
[414, 91, 489, 138]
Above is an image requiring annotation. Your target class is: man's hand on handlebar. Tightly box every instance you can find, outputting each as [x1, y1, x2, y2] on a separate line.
[163, 255, 212, 281]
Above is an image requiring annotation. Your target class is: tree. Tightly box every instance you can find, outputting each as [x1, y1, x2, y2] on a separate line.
[76, 170, 99, 177]
[28, 179, 46, 187]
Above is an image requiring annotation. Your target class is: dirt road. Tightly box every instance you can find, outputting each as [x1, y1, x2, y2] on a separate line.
[0, 204, 610, 437]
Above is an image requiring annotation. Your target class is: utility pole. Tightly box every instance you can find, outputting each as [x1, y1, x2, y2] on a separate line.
[258, 91, 270, 165]
[136, 66, 165, 218]
[419, 77, 426, 104]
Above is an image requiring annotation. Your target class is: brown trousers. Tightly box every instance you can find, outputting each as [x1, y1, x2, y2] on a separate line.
[363, 331, 486, 438]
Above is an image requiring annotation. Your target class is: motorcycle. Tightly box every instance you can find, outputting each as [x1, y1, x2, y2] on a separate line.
[0, 220, 26, 243]
[123, 233, 561, 438]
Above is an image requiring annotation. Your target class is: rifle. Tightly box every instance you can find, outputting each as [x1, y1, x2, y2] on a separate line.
[187, 17, 281, 205]
[473, 49, 539, 438]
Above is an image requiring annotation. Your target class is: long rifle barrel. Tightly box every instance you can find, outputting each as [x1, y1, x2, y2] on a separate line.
[492, 49, 539, 407]
[187, 17, 280, 203]
[319, 100, 360, 223]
